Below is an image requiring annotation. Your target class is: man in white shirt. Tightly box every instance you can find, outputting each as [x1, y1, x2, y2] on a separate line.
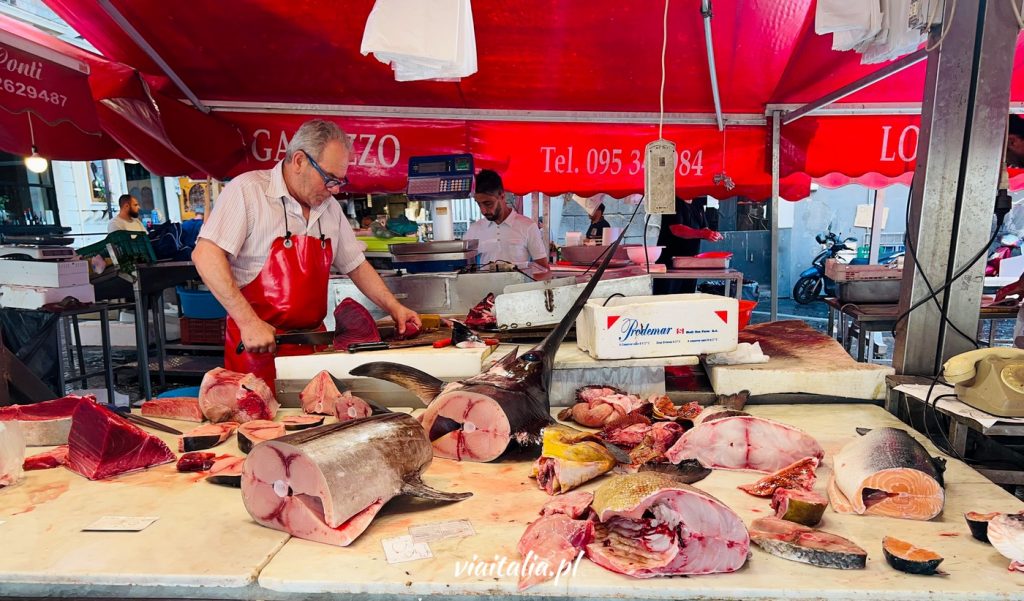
[464, 170, 548, 268]
[108, 194, 146, 233]
[192, 119, 419, 389]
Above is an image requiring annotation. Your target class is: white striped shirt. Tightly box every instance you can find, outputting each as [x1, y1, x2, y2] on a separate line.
[464, 209, 547, 267]
[199, 161, 365, 287]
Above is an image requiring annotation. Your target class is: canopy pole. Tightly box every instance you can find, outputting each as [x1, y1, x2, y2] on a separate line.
[868, 189, 885, 264]
[782, 48, 927, 125]
[770, 110, 780, 322]
[701, 0, 724, 131]
[96, 0, 209, 114]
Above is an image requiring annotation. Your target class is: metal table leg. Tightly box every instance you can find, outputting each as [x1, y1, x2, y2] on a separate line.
[153, 295, 167, 387]
[100, 306, 115, 405]
[988, 319, 996, 347]
[72, 315, 86, 379]
[857, 324, 867, 362]
[56, 316, 67, 396]
[949, 419, 970, 457]
[133, 279, 151, 401]
[827, 306, 835, 339]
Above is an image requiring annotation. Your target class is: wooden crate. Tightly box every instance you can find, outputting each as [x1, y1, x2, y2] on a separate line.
[825, 259, 902, 282]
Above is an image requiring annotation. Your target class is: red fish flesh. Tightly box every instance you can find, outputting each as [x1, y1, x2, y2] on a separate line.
[351, 236, 629, 462]
[176, 452, 218, 472]
[738, 456, 819, 497]
[559, 386, 648, 428]
[0, 395, 92, 446]
[299, 370, 343, 415]
[627, 422, 686, 467]
[241, 413, 470, 546]
[140, 397, 203, 422]
[237, 420, 286, 454]
[332, 297, 381, 350]
[23, 445, 69, 471]
[585, 472, 749, 577]
[828, 427, 944, 520]
[516, 513, 593, 591]
[66, 402, 175, 480]
[206, 455, 245, 487]
[464, 292, 496, 329]
[199, 367, 279, 423]
[540, 491, 595, 518]
[179, 422, 238, 452]
[664, 407, 824, 472]
[0, 421, 25, 486]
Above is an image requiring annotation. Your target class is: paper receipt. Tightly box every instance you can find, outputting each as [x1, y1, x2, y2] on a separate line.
[381, 535, 432, 564]
[408, 519, 476, 543]
[83, 516, 159, 532]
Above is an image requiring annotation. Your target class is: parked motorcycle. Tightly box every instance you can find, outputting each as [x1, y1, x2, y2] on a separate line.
[792, 231, 858, 304]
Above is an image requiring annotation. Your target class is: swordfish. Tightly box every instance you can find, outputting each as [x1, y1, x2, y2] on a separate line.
[351, 235, 629, 462]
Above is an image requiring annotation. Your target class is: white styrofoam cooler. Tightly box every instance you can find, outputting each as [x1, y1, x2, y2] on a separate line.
[495, 274, 652, 329]
[576, 293, 738, 360]
[0, 260, 89, 288]
[0, 283, 95, 310]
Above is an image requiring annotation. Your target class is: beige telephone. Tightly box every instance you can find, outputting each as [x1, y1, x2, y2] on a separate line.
[943, 348, 1024, 417]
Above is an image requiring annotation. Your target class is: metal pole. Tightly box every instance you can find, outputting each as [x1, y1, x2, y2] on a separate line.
[868, 189, 885, 264]
[782, 49, 927, 125]
[770, 111, 780, 321]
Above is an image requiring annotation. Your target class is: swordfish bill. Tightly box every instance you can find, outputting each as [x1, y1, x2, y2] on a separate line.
[351, 234, 630, 462]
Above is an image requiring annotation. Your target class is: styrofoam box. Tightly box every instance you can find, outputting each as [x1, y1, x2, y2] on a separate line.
[576, 293, 738, 360]
[0, 259, 89, 288]
[0, 283, 95, 310]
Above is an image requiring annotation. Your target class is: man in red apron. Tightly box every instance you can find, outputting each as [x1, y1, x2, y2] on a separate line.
[192, 120, 420, 391]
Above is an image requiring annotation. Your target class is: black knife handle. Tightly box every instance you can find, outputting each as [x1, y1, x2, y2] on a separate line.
[347, 341, 389, 353]
[236, 341, 245, 354]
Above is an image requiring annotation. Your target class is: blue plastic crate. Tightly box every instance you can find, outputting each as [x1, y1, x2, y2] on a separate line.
[176, 287, 227, 319]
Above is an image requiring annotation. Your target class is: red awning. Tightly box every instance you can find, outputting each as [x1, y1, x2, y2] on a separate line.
[18, 0, 1024, 195]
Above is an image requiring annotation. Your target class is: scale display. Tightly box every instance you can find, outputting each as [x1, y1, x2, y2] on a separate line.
[406, 154, 474, 200]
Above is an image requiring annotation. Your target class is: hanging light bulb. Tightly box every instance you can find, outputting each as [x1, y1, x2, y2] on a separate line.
[23, 114, 48, 174]
[24, 145, 48, 174]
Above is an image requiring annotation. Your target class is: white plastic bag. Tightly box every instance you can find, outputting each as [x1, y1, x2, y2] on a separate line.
[361, 0, 477, 82]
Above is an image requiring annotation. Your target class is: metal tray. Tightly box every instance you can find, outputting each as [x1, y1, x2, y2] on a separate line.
[389, 239, 478, 255]
[836, 280, 901, 303]
[672, 256, 731, 269]
[390, 250, 478, 263]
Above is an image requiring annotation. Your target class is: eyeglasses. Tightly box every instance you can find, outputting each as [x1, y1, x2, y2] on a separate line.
[302, 150, 349, 192]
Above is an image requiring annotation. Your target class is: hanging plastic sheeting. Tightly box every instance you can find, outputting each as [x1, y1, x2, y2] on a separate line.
[360, 0, 477, 82]
[816, 0, 929, 64]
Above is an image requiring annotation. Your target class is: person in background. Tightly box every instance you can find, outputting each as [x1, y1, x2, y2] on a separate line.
[586, 203, 611, 240]
[108, 194, 146, 233]
[655, 196, 723, 294]
[992, 115, 1024, 346]
[192, 119, 420, 390]
[465, 169, 549, 268]
[1006, 114, 1024, 169]
[181, 184, 210, 249]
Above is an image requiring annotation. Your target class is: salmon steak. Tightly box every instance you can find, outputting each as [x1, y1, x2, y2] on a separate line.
[664, 407, 824, 472]
[241, 413, 470, 547]
[828, 427, 945, 521]
[585, 472, 749, 577]
[351, 235, 630, 462]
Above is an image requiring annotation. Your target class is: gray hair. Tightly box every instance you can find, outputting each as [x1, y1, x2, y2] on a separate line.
[285, 119, 353, 161]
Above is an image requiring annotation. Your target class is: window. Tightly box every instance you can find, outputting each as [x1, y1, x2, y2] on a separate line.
[0, 152, 60, 226]
[713, 197, 770, 232]
[124, 162, 168, 219]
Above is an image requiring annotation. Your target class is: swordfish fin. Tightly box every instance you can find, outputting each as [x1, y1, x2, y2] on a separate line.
[349, 362, 444, 406]
[400, 475, 473, 502]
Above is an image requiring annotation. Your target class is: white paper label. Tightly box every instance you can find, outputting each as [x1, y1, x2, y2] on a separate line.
[0, 520, 6, 526]
[408, 519, 476, 543]
[381, 535, 432, 564]
[83, 516, 159, 532]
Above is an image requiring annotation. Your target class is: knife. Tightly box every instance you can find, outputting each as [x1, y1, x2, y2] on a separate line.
[236, 330, 335, 354]
[104, 404, 183, 435]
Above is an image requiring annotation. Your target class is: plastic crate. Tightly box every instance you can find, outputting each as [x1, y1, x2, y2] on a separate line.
[180, 317, 226, 345]
[76, 230, 157, 265]
[177, 287, 227, 319]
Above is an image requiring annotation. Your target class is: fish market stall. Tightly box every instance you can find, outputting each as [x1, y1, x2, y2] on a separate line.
[0, 404, 1022, 600]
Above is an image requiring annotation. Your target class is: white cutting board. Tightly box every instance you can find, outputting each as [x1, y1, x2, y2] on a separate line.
[275, 345, 492, 382]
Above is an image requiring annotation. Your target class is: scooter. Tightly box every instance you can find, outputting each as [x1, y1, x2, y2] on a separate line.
[792, 230, 859, 305]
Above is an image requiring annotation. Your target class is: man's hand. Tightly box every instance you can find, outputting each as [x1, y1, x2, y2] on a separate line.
[995, 275, 1024, 303]
[239, 318, 277, 354]
[390, 304, 421, 336]
[702, 229, 724, 242]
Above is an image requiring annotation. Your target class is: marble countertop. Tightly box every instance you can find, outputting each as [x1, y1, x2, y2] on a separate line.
[1, 405, 1022, 600]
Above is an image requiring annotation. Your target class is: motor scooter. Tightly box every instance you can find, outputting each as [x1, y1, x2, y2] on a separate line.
[792, 230, 858, 305]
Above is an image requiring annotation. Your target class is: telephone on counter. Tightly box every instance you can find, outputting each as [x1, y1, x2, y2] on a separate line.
[942, 347, 1024, 417]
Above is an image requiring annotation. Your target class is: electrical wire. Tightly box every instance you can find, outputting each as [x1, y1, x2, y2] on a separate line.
[1011, 0, 1024, 29]
[658, 0, 669, 139]
[579, 197, 644, 278]
[925, 0, 958, 52]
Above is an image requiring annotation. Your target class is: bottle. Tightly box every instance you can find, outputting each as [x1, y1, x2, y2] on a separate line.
[151, 209, 161, 225]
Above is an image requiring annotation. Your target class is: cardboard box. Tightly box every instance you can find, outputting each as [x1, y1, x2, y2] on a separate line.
[0, 259, 89, 288]
[0, 283, 95, 310]
[576, 293, 738, 360]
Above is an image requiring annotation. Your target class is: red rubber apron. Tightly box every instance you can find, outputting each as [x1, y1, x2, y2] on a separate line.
[224, 197, 333, 391]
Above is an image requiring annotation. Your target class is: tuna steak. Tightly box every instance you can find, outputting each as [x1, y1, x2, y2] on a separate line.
[199, 367, 279, 423]
[351, 234, 629, 462]
[664, 407, 824, 472]
[241, 413, 471, 546]
[23, 445, 69, 471]
[0, 421, 26, 487]
[749, 517, 866, 569]
[179, 422, 238, 452]
[585, 472, 750, 577]
[66, 402, 176, 480]
[0, 395, 92, 446]
[206, 455, 245, 487]
[140, 397, 203, 422]
[237, 420, 286, 454]
[828, 427, 945, 521]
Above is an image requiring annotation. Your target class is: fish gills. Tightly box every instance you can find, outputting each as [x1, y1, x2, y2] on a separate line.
[585, 472, 749, 577]
[829, 427, 944, 521]
[241, 413, 470, 546]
